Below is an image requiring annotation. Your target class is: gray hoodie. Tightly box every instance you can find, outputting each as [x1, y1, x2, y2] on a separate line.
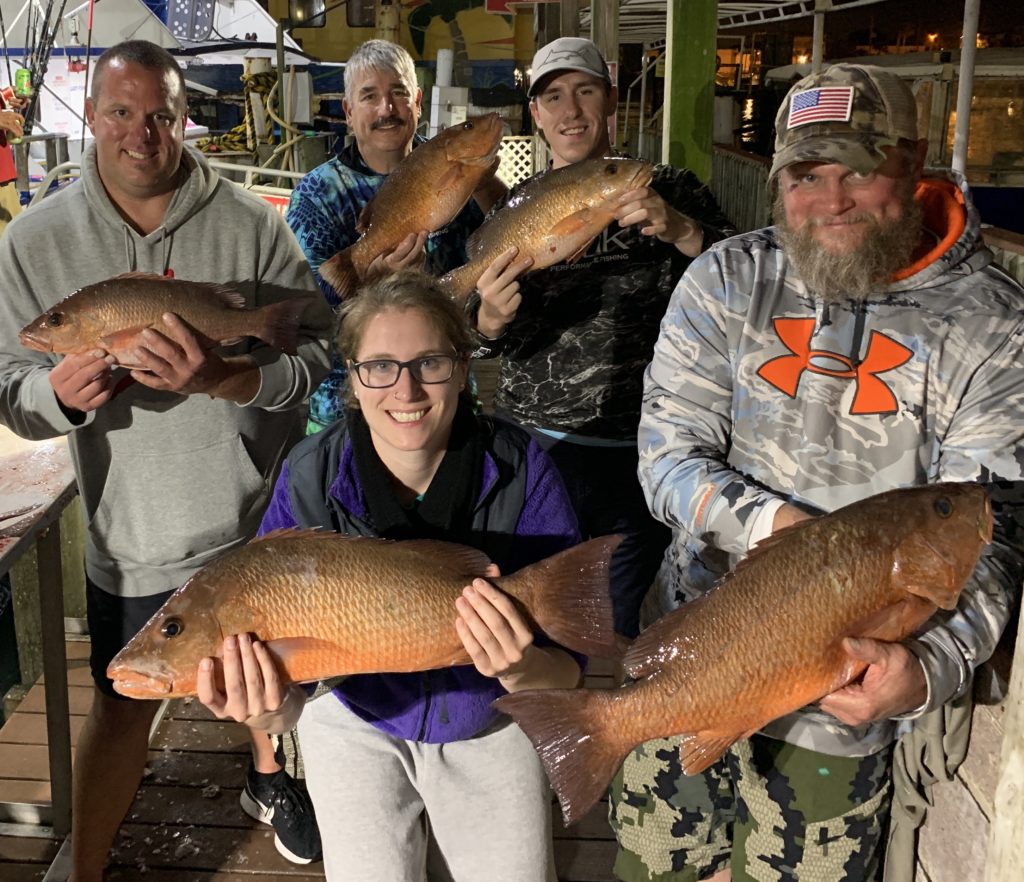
[0, 144, 333, 597]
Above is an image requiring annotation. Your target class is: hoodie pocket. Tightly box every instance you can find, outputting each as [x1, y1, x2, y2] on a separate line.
[91, 434, 267, 571]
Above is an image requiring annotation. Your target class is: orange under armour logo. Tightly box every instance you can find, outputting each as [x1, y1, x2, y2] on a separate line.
[757, 317, 913, 415]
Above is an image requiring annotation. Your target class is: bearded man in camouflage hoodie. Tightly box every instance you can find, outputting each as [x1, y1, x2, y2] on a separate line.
[610, 63, 1024, 882]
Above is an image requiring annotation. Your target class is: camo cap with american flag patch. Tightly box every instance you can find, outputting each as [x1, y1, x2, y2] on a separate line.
[769, 63, 921, 180]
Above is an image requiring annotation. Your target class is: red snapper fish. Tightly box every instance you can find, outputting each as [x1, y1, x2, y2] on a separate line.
[495, 483, 993, 825]
[19, 272, 314, 368]
[107, 532, 621, 699]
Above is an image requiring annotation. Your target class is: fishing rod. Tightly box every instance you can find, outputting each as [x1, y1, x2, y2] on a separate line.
[78, 0, 92, 148]
[0, 2, 14, 90]
[22, 0, 69, 136]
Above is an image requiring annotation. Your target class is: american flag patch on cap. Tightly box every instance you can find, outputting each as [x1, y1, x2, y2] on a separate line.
[787, 86, 855, 128]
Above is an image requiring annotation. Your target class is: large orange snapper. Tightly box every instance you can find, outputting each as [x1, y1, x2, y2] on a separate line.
[495, 483, 993, 826]
[107, 531, 620, 699]
[19, 272, 314, 368]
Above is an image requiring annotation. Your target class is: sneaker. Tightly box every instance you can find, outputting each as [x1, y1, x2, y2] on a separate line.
[240, 762, 323, 864]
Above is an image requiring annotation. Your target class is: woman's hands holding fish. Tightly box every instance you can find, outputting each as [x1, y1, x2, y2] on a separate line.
[198, 633, 304, 734]
[614, 187, 705, 257]
[475, 246, 533, 340]
[818, 636, 928, 725]
[48, 350, 117, 417]
[366, 231, 429, 278]
[128, 313, 260, 402]
[455, 578, 581, 692]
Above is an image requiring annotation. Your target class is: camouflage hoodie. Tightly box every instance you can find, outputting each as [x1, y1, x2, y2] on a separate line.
[639, 170, 1024, 756]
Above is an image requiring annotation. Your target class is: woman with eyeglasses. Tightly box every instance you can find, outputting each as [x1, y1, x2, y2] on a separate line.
[197, 270, 583, 881]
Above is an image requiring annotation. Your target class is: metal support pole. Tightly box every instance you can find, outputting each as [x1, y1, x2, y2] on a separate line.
[664, 0, 716, 179]
[812, 12, 825, 72]
[559, 0, 578, 40]
[37, 522, 71, 838]
[951, 0, 980, 175]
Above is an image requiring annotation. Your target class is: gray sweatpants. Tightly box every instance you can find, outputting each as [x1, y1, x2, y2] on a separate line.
[297, 693, 558, 882]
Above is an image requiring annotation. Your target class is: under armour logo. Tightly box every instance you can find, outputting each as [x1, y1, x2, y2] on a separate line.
[757, 317, 913, 415]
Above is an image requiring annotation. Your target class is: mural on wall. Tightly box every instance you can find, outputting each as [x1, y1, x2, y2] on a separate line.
[284, 0, 520, 75]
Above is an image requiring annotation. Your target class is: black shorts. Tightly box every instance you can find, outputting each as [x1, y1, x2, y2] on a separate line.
[86, 577, 175, 699]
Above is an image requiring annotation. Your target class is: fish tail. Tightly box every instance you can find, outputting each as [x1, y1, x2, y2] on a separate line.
[256, 296, 317, 355]
[319, 249, 360, 301]
[506, 534, 621, 658]
[437, 263, 481, 305]
[494, 687, 626, 827]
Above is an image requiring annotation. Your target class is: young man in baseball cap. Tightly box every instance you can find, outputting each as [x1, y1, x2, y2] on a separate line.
[610, 62, 1024, 882]
[471, 37, 735, 641]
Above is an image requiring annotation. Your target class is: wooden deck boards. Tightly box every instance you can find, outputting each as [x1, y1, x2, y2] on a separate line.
[0, 641, 620, 881]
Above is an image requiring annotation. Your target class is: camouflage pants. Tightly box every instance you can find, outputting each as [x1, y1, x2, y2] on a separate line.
[609, 734, 892, 882]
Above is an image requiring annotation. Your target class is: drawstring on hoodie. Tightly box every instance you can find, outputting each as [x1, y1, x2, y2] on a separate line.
[121, 224, 174, 276]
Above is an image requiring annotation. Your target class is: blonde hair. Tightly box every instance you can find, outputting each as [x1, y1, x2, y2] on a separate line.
[337, 271, 474, 409]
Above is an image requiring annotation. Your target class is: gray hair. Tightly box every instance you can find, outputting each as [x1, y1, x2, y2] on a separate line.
[91, 40, 187, 112]
[344, 39, 418, 100]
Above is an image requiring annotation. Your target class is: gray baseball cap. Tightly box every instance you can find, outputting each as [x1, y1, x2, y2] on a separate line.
[769, 63, 921, 179]
[528, 37, 611, 98]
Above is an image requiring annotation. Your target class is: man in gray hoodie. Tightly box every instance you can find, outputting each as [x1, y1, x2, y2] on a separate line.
[0, 41, 332, 882]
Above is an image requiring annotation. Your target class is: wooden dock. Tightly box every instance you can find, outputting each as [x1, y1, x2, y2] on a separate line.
[0, 640, 619, 881]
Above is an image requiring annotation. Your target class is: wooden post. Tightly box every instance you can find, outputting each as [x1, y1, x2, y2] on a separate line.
[663, 0, 717, 181]
[983, 616, 1024, 880]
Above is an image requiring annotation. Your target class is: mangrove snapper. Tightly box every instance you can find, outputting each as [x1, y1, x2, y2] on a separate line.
[438, 157, 654, 302]
[319, 114, 504, 299]
[19, 272, 314, 368]
[107, 531, 621, 699]
[495, 483, 993, 826]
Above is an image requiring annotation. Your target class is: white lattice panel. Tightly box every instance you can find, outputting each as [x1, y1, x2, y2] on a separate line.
[498, 136, 536, 186]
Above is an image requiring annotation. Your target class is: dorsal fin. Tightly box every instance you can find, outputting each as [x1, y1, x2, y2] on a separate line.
[108, 272, 247, 310]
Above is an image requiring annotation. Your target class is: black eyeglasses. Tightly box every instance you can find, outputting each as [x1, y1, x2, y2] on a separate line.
[350, 354, 459, 388]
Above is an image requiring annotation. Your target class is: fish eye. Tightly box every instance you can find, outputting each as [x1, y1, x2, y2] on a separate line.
[160, 617, 185, 638]
[462, 120, 473, 129]
[605, 162, 618, 175]
[46, 312, 64, 327]
[934, 497, 953, 518]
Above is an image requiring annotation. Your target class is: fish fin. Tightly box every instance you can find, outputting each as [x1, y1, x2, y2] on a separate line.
[500, 535, 621, 658]
[99, 326, 154, 349]
[434, 164, 466, 193]
[679, 731, 738, 776]
[549, 210, 596, 240]
[622, 596, 710, 680]
[319, 249, 360, 301]
[847, 596, 938, 645]
[892, 534, 966, 610]
[262, 636, 350, 684]
[109, 270, 167, 281]
[396, 539, 495, 577]
[253, 296, 318, 355]
[252, 527, 330, 542]
[494, 687, 624, 827]
[109, 272, 248, 310]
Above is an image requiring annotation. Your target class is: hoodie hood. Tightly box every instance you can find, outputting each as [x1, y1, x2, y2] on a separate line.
[886, 168, 992, 293]
[79, 143, 221, 275]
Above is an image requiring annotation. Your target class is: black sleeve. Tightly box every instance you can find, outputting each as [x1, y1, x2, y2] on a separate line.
[651, 164, 738, 248]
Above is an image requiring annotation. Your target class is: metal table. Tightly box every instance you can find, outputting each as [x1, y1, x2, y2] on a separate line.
[0, 428, 77, 838]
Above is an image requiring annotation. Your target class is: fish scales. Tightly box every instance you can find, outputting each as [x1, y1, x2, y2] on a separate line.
[495, 483, 993, 825]
[19, 272, 313, 365]
[439, 157, 655, 302]
[107, 531, 622, 699]
[319, 114, 504, 299]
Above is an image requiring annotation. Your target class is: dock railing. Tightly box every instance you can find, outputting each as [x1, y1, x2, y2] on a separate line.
[711, 144, 772, 233]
